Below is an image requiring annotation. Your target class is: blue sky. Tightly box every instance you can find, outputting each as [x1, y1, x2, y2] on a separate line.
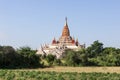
[0, 0, 120, 49]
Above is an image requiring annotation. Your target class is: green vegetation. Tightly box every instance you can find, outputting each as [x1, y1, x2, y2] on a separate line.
[41, 54, 62, 66]
[0, 70, 120, 80]
[1, 40, 120, 68]
[42, 40, 120, 67]
[61, 40, 120, 66]
[0, 41, 120, 79]
[0, 46, 43, 69]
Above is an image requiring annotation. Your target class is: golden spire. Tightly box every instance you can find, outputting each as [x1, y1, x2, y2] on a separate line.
[62, 17, 70, 36]
[64, 17, 68, 26]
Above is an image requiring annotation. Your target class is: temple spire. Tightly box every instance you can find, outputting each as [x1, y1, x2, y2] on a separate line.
[62, 17, 70, 36]
[65, 17, 68, 26]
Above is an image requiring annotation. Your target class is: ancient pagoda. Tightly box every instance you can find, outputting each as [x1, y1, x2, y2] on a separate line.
[37, 18, 85, 58]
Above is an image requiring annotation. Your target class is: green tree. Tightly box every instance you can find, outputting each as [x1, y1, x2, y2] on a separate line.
[99, 47, 120, 66]
[16, 47, 42, 68]
[86, 40, 103, 66]
[0, 46, 18, 68]
[89, 47, 120, 66]
[54, 59, 62, 66]
[45, 54, 56, 66]
[86, 40, 103, 58]
[76, 49, 88, 66]
[63, 49, 81, 66]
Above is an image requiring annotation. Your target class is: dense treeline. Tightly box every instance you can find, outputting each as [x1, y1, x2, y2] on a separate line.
[0, 46, 42, 68]
[41, 40, 120, 66]
[62, 40, 120, 66]
[0, 40, 120, 68]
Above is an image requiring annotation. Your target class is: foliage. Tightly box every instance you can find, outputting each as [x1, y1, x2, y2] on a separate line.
[45, 54, 56, 66]
[63, 49, 81, 66]
[45, 54, 55, 63]
[62, 40, 120, 66]
[0, 46, 42, 69]
[0, 70, 120, 80]
[86, 40, 103, 58]
[16, 47, 42, 68]
[41, 54, 62, 66]
[0, 46, 19, 68]
[1, 40, 120, 68]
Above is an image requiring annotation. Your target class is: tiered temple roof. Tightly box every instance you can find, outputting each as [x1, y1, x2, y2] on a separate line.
[37, 18, 85, 58]
[52, 17, 79, 46]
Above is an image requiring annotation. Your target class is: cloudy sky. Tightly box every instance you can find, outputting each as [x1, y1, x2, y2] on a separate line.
[0, 0, 120, 49]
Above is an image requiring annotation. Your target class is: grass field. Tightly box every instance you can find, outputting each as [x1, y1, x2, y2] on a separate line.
[1, 67, 120, 80]
[0, 69, 120, 80]
[13, 66, 120, 73]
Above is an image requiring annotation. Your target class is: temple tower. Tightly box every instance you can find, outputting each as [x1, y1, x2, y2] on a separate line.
[62, 17, 70, 36]
[37, 18, 85, 59]
[59, 18, 73, 45]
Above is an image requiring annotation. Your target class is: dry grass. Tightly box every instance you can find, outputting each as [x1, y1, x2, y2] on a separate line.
[13, 66, 120, 73]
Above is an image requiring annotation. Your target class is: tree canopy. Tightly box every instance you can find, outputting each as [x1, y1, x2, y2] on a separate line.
[0, 40, 120, 68]
[0, 46, 42, 69]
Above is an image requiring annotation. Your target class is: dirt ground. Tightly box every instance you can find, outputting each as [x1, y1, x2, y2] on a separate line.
[13, 66, 120, 73]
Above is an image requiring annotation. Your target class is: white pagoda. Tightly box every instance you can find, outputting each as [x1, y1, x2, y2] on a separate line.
[37, 18, 85, 58]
